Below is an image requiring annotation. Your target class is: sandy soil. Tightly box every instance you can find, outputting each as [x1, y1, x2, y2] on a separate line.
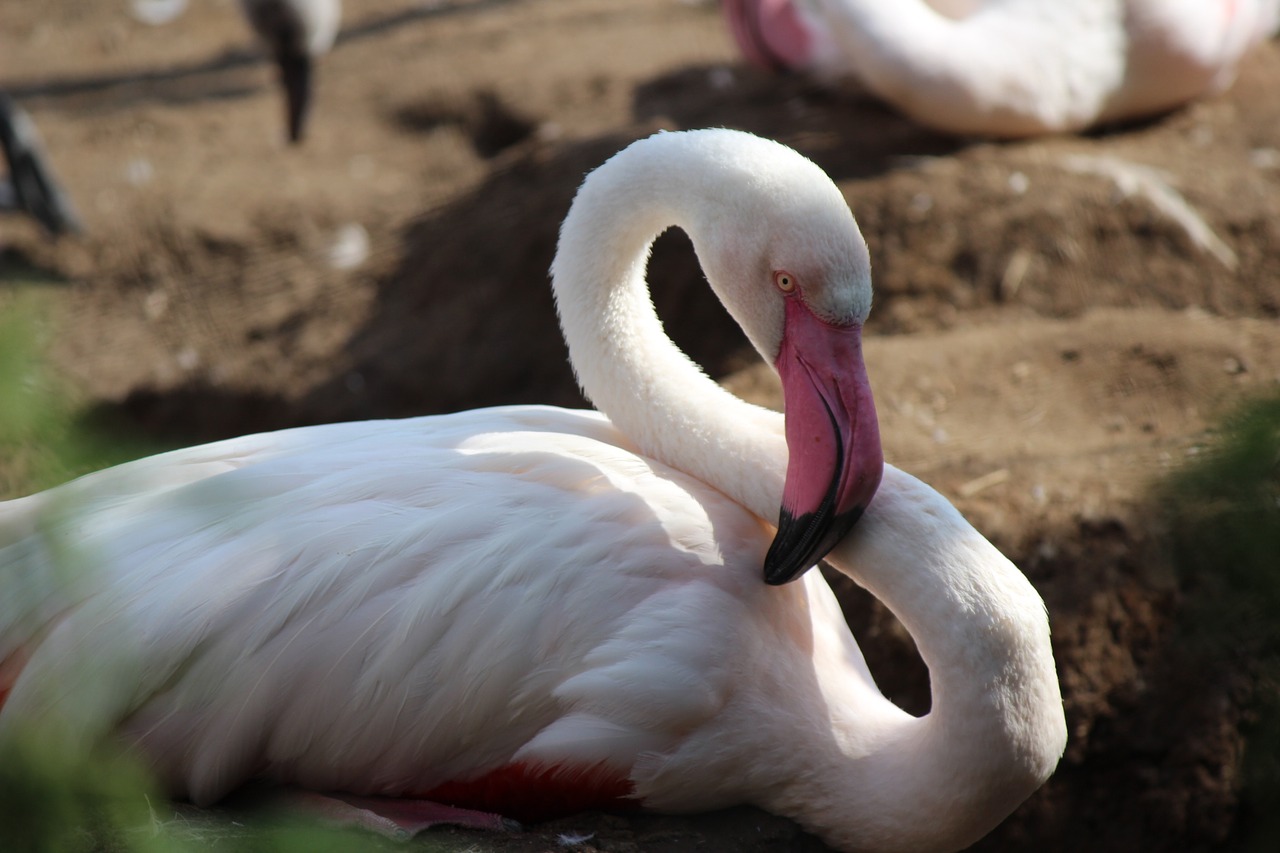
[3, 1, 1280, 850]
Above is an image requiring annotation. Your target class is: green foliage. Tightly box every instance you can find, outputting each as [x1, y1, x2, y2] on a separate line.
[0, 726, 165, 853]
[0, 295, 163, 498]
[0, 299, 422, 851]
[1159, 389, 1280, 851]
[0, 294, 52, 494]
[1162, 391, 1280, 658]
[0, 723, 414, 852]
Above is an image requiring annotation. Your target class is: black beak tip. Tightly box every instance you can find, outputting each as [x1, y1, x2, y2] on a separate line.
[762, 505, 866, 586]
[763, 558, 803, 587]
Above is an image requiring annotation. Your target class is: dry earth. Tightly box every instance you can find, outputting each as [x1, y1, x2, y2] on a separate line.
[2, 1, 1280, 851]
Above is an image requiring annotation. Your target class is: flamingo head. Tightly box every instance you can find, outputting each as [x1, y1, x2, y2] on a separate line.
[688, 131, 884, 584]
[571, 130, 883, 584]
[764, 286, 882, 584]
[722, 0, 821, 72]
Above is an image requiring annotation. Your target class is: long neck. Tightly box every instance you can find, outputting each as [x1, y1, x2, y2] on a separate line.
[550, 148, 786, 522]
[783, 464, 1066, 853]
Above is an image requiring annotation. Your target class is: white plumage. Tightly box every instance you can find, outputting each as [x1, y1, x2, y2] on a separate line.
[724, 0, 1280, 136]
[0, 129, 1065, 853]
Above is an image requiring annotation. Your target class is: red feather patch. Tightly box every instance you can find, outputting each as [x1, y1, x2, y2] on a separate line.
[415, 761, 639, 823]
[0, 645, 32, 712]
[0, 643, 635, 828]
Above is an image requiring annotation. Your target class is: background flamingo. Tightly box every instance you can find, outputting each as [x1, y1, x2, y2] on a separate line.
[239, 0, 342, 142]
[723, 0, 1280, 136]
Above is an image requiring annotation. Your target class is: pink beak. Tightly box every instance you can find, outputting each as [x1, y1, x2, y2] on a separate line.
[722, 0, 815, 72]
[765, 297, 883, 585]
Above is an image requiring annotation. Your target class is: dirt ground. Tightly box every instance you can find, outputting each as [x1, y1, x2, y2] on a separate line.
[2, 1, 1280, 851]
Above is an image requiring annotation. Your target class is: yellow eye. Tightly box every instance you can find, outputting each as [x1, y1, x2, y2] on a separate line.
[774, 270, 797, 293]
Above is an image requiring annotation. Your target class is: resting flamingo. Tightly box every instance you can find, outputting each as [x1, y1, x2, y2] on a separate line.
[723, 0, 1280, 136]
[239, 0, 341, 142]
[0, 129, 1065, 853]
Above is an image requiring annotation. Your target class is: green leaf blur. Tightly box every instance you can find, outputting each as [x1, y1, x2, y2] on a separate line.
[1160, 390, 1280, 851]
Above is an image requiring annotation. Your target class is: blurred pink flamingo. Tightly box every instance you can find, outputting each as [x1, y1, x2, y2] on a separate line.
[724, 0, 1280, 136]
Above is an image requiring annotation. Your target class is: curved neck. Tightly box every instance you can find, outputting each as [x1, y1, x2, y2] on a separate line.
[551, 135, 1064, 851]
[550, 146, 786, 522]
[789, 465, 1066, 851]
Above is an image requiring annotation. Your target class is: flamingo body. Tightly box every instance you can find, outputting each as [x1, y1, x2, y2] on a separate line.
[2, 408, 786, 809]
[724, 0, 1280, 136]
[0, 129, 1064, 853]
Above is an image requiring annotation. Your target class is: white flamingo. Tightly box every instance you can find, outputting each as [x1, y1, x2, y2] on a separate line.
[239, 0, 342, 142]
[0, 129, 1065, 853]
[723, 0, 1280, 136]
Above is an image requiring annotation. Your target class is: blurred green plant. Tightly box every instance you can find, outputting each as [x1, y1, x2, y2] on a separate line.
[0, 723, 166, 853]
[0, 294, 161, 497]
[0, 719, 419, 852]
[1159, 389, 1280, 851]
[0, 296, 430, 851]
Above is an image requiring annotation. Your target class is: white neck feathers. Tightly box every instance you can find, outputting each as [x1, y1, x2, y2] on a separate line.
[551, 131, 790, 522]
[787, 466, 1066, 852]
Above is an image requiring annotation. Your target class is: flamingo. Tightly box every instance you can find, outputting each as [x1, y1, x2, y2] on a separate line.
[0, 94, 83, 237]
[238, 0, 341, 143]
[0, 129, 1065, 853]
[723, 0, 1280, 136]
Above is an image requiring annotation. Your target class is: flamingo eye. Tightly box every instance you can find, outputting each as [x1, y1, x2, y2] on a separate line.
[774, 270, 797, 293]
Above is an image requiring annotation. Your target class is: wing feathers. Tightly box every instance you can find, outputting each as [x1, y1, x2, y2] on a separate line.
[0, 406, 762, 801]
